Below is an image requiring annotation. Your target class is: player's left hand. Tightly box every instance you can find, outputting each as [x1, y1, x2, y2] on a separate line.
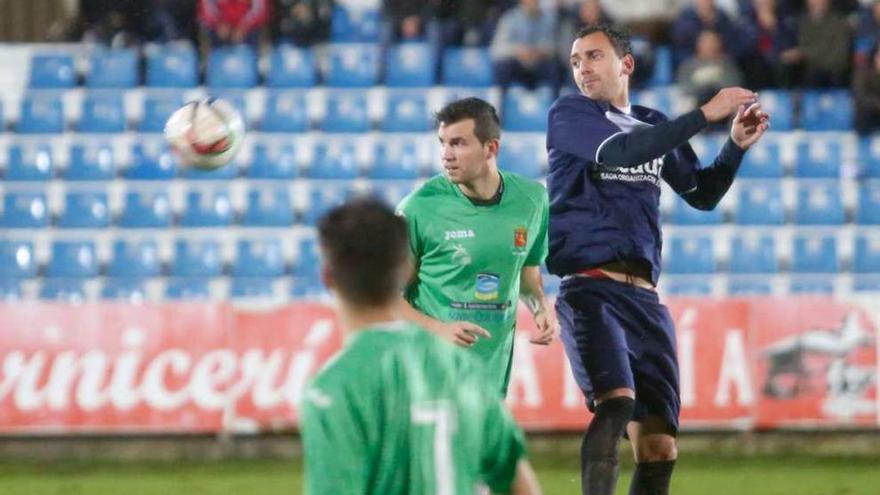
[530, 307, 560, 345]
[730, 102, 770, 150]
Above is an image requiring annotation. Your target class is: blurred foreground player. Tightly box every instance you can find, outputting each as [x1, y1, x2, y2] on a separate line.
[301, 198, 542, 495]
[547, 25, 769, 495]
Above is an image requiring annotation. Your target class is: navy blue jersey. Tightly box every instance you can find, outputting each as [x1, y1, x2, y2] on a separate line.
[545, 94, 706, 285]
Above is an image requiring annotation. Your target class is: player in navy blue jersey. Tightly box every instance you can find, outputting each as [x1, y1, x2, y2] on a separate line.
[546, 25, 769, 495]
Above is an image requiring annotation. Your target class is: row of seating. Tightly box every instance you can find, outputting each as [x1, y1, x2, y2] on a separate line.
[663, 274, 880, 296]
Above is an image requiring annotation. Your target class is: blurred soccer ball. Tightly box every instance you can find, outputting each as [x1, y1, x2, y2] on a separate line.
[164, 98, 245, 170]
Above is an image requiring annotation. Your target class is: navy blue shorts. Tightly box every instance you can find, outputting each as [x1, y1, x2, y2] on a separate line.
[556, 276, 681, 432]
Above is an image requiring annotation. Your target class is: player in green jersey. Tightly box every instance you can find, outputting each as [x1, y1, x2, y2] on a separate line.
[301, 197, 542, 495]
[396, 97, 559, 395]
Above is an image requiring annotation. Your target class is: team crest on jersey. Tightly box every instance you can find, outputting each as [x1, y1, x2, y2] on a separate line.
[474, 273, 500, 301]
[513, 226, 528, 254]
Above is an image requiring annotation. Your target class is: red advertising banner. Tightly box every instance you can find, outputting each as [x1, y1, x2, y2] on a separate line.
[0, 299, 876, 434]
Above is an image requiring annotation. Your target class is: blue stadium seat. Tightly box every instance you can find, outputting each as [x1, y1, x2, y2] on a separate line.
[442, 48, 492, 87]
[382, 90, 429, 132]
[59, 189, 110, 229]
[171, 239, 223, 277]
[310, 140, 361, 179]
[207, 45, 258, 88]
[795, 136, 842, 178]
[330, 7, 380, 42]
[17, 94, 64, 134]
[853, 234, 880, 273]
[498, 134, 545, 178]
[300, 185, 353, 225]
[689, 134, 726, 163]
[29, 54, 76, 88]
[248, 142, 298, 179]
[735, 181, 785, 225]
[800, 90, 853, 131]
[727, 276, 773, 295]
[79, 92, 126, 133]
[231, 277, 278, 300]
[180, 188, 234, 227]
[6, 142, 54, 180]
[367, 180, 418, 207]
[790, 276, 834, 294]
[385, 43, 436, 87]
[794, 181, 844, 225]
[757, 90, 793, 131]
[0, 279, 22, 300]
[664, 236, 715, 274]
[87, 49, 138, 88]
[47, 241, 99, 278]
[293, 238, 321, 277]
[119, 189, 172, 228]
[101, 277, 148, 301]
[205, 90, 248, 124]
[66, 141, 115, 180]
[241, 186, 294, 226]
[631, 87, 673, 116]
[791, 234, 838, 273]
[648, 45, 673, 87]
[165, 277, 212, 300]
[262, 90, 309, 132]
[0, 241, 36, 278]
[853, 275, 880, 292]
[146, 43, 198, 88]
[858, 135, 880, 178]
[233, 238, 285, 277]
[107, 239, 161, 277]
[325, 43, 380, 87]
[662, 276, 713, 295]
[371, 140, 423, 179]
[738, 139, 783, 178]
[669, 194, 723, 225]
[290, 274, 325, 299]
[0, 190, 49, 228]
[267, 45, 317, 88]
[40, 278, 87, 301]
[321, 91, 370, 132]
[502, 88, 552, 132]
[126, 142, 177, 180]
[856, 181, 880, 224]
[180, 157, 239, 180]
[140, 92, 183, 133]
[729, 233, 778, 274]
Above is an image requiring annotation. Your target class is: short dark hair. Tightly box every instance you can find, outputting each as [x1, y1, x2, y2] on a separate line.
[434, 97, 501, 144]
[317, 197, 410, 308]
[575, 24, 632, 58]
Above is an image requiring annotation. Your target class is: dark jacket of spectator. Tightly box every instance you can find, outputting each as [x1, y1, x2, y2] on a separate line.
[671, 0, 747, 67]
[383, 0, 434, 40]
[276, 0, 333, 46]
[796, 0, 852, 86]
[677, 30, 743, 104]
[854, 49, 880, 134]
[856, 1, 880, 66]
[737, 0, 799, 87]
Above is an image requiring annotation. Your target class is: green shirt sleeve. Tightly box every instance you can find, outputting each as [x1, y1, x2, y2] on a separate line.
[479, 396, 527, 492]
[524, 189, 549, 266]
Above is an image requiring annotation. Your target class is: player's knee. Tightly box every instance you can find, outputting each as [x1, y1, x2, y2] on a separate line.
[583, 396, 635, 459]
[636, 435, 678, 462]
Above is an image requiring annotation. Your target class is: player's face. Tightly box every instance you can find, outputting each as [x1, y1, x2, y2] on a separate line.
[570, 32, 633, 102]
[438, 119, 496, 184]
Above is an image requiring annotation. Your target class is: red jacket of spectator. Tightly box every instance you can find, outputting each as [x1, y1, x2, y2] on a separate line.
[199, 0, 270, 31]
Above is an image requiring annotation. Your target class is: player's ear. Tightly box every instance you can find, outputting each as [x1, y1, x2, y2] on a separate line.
[621, 53, 635, 77]
[320, 263, 335, 291]
[485, 138, 500, 160]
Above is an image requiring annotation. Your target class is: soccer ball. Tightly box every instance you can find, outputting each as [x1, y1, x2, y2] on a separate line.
[164, 98, 245, 170]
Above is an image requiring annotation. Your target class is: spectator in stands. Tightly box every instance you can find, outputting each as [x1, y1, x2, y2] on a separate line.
[490, 0, 558, 89]
[198, 0, 270, 47]
[382, 0, 433, 42]
[853, 47, 880, 134]
[677, 30, 743, 105]
[275, 0, 333, 46]
[786, 0, 852, 87]
[432, 0, 504, 47]
[557, 0, 608, 66]
[671, 0, 746, 68]
[737, 0, 800, 88]
[855, 0, 880, 67]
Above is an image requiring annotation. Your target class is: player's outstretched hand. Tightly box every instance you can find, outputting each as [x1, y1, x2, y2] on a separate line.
[731, 102, 770, 149]
[700, 87, 758, 123]
[530, 308, 560, 346]
[437, 321, 491, 347]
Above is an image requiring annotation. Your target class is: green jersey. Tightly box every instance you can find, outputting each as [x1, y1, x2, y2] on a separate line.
[397, 171, 549, 394]
[301, 322, 527, 495]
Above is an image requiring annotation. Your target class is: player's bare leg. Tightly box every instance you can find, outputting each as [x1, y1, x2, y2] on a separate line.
[626, 416, 678, 495]
[581, 387, 635, 495]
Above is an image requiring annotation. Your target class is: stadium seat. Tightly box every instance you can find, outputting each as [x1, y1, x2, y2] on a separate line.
[179, 188, 234, 227]
[790, 276, 834, 294]
[502, 88, 552, 132]
[119, 189, 172, 228]
[756, 90, 793, 131]
[729, 233, 778, 274]
[648, 45, 673, 87]
[17, 94, 64, 133]
[727, 276, 773, 295]
[668, 194, 723, 225]
[794, 181, 844, 225]
[78, 92, 126, 133]
[293, 238, 321, 277]
[0, 279, 23, 300]
[662, 276, 713, 295]
[66, 141, 115, 180]
[371, 140, 423, 179]
[857, 135, 880, 178]
[856, 181, 880, 224]
[231, 277, 278, 300]
[631, 87, 673, 116]
[126, 142, 178, 180]
[0, 241, 36, 278]
[205, 90, 248, 124]
[795, 136, 842, 178]
[140, 92, 183, 133]
[442, 48, 493, 87]
[170, 239, 223, 277]
[39, 278, 87, 302]
[267, 45, 317, 88]
[165, 277, 212, 300]
[6, 142, 54, 180]
[107, 239, 161, 277]
[853, 234, 880, 273]
[853, 274, 880, 292]
[800, 90, 853, 131]
[385, 43, 436, 87]
[498, 134, 545, 178]
[262, 90, 309, 132]
[290, 274, 325, 299]
[367, 180, 419, 207]
[207, 45, 258, 88]
[248, 142, 298, 179]
[101, 277, 148, 301]
[330, 7, 380, 42]
[738, 138, 783, 178]
[735, 181, 785, 225]
[180, 157, 239, 180]
[309, 140, 361, 179]
[321, 90, 371, 132]
[241, 186, 294, 227]
[664, 236, 715, 274]
[0, 190, 49, 228]
[791, 234, 839, 273]
[233, 238, 286, 277]
[145, 43, 198, 88]
[29, 54, 76, 88]
[325, 43, 380, 87]
[689, 134, 726, 163]
[86, 48, 138, 88]
[58, 189, 110, 229]
[47, 241, 99, 278]
[382, 90, 430, 132]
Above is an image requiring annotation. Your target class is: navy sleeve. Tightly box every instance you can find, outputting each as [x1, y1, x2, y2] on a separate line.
[663, 138, 746, 211]
[547, 96, 622, 164]
[596, 109, 708, 168]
